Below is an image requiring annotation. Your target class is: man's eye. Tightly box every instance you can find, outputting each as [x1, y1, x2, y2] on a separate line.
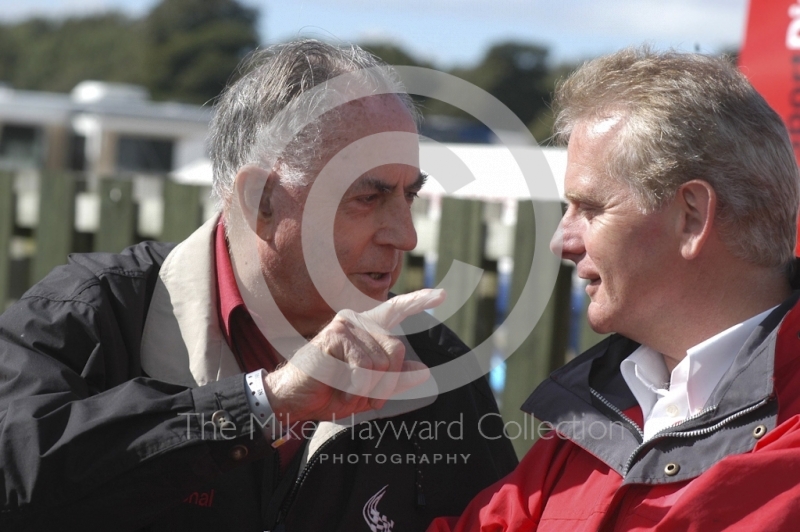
[580, 203, 600, 219]
[406, 191, 419, 203]
[566, 202, 599, 219]
[359, 195, 379, 204]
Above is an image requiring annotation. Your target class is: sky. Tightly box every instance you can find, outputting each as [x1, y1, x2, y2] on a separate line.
[0, 0, 750, 69]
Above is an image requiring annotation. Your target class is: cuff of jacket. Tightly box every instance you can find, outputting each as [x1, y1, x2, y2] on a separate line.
[188, 375, 272, 468]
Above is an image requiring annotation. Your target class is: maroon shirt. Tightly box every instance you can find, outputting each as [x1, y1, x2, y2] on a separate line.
[214, 221, 282, 373]
[214, 221, 301, 472]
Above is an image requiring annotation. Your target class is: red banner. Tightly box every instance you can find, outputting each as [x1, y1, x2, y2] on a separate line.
[739, 0, 800, 253]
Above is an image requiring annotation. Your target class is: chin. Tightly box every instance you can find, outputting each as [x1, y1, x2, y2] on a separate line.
[588, 322, 609, 335]
[587, 311, 615, 335]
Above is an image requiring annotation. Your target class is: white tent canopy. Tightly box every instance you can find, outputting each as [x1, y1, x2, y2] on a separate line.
[171, 144, 567, 201]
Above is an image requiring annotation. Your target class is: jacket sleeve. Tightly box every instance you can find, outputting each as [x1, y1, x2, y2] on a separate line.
[426, 431, 574, 532]
[0, 249, 272, 530]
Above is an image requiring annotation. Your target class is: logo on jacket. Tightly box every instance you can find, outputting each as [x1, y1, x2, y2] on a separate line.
[363, 484, 394, 531]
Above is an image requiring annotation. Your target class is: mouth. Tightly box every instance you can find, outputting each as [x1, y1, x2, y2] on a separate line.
[582, 275, 601, 295]
[353, 271, 394, 294]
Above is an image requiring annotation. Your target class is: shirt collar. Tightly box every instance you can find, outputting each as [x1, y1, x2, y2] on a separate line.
[620, 345, 668, 418]
[621, 306, 776, 419]
[214, 220, 245, 345]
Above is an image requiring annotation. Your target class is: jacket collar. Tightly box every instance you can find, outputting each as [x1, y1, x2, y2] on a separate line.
[140, 214, 239, 387]
[521, 292, 800, 478]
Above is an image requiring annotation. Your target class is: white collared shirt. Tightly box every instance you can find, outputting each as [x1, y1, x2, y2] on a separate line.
[620, 306, 775, 441]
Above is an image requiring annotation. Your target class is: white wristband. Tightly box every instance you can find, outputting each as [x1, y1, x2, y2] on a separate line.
[244, 369, 294, 448]
[245, 370, 277, 438]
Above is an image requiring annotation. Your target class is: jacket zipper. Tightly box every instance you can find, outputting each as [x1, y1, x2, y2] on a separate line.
[589, 387, 645, 441]
[621, 397, 770, 476]
[271, 426, 350, 528]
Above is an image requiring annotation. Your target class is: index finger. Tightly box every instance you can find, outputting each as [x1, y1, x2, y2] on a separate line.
[362, 288, 446, 331]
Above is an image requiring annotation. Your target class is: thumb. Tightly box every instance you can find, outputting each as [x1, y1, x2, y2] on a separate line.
[396, 359, 430, 391]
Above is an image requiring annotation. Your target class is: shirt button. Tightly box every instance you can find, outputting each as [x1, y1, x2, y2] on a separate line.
[211, 410, 234, 430]
[230, 445, 249, 461]
[666, 404, 680, 417]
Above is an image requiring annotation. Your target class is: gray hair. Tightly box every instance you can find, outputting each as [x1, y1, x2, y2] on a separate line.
[209, 39, 418, 209]
[553, 46, 800, 270]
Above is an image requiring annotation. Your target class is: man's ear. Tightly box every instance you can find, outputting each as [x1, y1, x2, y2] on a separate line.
[676, 179, 716, 260]
[233, 165, 278, 238]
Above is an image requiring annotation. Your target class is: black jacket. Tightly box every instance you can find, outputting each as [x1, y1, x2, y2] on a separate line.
[0, 220, 517, 531]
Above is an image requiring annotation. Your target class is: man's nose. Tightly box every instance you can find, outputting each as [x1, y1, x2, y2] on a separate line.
[379, 197, 417, 251]
[549, 224, 564, 257]
[550, 212, 584, 263]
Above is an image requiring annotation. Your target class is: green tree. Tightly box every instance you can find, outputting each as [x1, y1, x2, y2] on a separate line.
[427, 42, 553, 133]
[25, 15, 139, 92]
[360, 42, 432, 68]
[470, 42, 551, 127]
[0, 15, 141, 92]
[406, 41, 558, 142]
[0, 24, 21, 84]
[143, 0, 259, 104]
[529, 62, 579, 144]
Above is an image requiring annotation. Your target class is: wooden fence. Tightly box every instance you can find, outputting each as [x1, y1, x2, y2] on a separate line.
[0, 170, 607, 457]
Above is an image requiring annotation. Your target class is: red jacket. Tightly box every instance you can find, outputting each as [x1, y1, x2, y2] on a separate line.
[430, 293, 800, 531]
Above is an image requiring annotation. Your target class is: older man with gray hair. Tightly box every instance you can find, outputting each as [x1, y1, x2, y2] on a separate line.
[429, 47, 800, 531]
[0, 40, 516, 531]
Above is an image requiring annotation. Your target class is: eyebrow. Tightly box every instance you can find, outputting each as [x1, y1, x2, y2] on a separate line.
[413, 171, 428, 191]
[564, 188, 602, 205]
[350, 171, 428, 194]
[564, 191, 589, 203]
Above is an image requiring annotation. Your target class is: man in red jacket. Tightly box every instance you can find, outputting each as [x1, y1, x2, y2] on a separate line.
[429, 47, 800, 531]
